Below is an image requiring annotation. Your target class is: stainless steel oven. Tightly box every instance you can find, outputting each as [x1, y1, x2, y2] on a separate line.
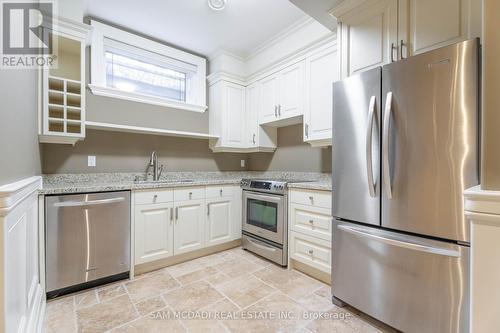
[241, 179, 288, 266]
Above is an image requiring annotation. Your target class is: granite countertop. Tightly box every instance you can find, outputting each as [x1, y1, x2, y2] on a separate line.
[40, 171, 332, 195]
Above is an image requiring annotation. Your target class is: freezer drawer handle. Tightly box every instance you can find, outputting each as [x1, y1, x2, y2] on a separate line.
[337, 225, 461, 258]
[366, 95, 377, 197]
[382, 92, 393, 199]
[247, 238, 277, 252]
[53, 197, 125, 207]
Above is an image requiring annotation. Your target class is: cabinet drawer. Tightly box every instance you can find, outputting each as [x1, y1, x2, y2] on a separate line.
[205, 185, 234, 198]
[173, 187, 205, 201]
[290, 203, 332, 241]
[290, 231, 331, 274]
[135, 189, 173, 205]
[290, 189, 331, 209]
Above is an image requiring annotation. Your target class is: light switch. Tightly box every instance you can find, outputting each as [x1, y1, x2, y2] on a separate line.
[88, 156, 96, 167]
[241, 159, 245, 168]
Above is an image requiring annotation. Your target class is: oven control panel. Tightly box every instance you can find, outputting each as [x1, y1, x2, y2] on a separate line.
[240, 179, 287, 194]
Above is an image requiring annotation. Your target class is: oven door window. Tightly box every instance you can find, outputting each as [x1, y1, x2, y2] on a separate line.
[247, 198, 278, 232]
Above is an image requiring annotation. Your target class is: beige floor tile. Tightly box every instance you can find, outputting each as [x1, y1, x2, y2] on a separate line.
[74, 289, 99, 309]
[313, 285, 331, 299]
[181, 319, 227, 333]
[204, 271, 234, 286]
[134, 295, 167, 316]
[176, 266, 218, 285]
[223, 292, 309, 333]
[166, 257, 211, 278]
[44, 296, 77, 333]
[98, 283, 126, 302]
[254, 266, 325, 300]
[125, 271, 179, 302]
[76, 295, 139, 333]
[217, 275, 276, 309]
[297, 293, 335, 312]
[163, 280, 224, 312]
[112, 314, 185, 333]
[214, 258, 263, 278]
[200, 298, 240, 314]
[306, 308, 383, 333]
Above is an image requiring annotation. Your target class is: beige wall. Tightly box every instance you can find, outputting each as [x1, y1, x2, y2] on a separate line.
[41, 126, 331, 174]
[42, 130, 247, 174]
[247, 124, 332, 173]
[481, 0, 500, 190]
[0, 70, 41, 186]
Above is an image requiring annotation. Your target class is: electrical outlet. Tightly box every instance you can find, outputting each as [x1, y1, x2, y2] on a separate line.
[88, 156, 96, 167]
[240, 159, 245, 168]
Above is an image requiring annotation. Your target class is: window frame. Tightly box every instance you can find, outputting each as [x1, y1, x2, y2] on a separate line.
[89, 20, 207, 113]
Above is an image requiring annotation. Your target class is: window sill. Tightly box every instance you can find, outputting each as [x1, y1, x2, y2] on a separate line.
[88, 84, 208, 113]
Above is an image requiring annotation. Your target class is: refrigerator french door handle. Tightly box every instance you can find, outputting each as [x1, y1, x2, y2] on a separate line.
[337, 225, 461, 258]
[383, 91, 393, 199]
[366, 96, 376, 197]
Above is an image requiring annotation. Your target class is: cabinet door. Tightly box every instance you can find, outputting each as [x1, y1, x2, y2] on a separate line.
[135, 203, 174, 264]
[278, 60, 304, 119]
[173, 199, 205, 254]
[223, 83, 246, 148]
[304, 46, 339, 145]
[206, 198, 233, 246]
[246, 82, 261, 147]
[260, 74, 279, 124]
[339, 0, 398, 77]
[398, 0, 481, 57]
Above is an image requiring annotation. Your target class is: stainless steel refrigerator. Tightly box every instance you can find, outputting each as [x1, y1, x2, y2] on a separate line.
[331, 39, 479, 333]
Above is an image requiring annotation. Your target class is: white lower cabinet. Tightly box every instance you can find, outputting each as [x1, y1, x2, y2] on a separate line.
[206, 198, 233, 246]
[288, 189, 333, 275]
[134, 185, 242, 265]
[135, 203, 174, 264]
[173, 199, 206, 255]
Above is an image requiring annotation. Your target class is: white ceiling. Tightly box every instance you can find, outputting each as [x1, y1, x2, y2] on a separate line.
[84, 0, 307, 58]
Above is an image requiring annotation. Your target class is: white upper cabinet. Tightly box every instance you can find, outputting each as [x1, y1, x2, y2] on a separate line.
[259, 60, 305, 127]
[209, 81, 246, 152]
[246, 82, 278, 151]
[278, 61, 305, 120]
[337, 0, 398, 78]
[260, 74, 280, 124]
[333, 0, 481, 78]
[304, 45, 339, 147]
[398, 0, 482, 57]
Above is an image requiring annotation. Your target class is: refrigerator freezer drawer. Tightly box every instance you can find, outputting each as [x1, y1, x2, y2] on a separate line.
[332, 220, 469, 333]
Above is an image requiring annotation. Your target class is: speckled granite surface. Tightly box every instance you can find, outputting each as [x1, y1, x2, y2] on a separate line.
[40, 172, 332, 195]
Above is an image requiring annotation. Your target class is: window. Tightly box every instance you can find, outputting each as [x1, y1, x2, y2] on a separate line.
[89, 20, 207, 112]
[105, 51, 187, 102]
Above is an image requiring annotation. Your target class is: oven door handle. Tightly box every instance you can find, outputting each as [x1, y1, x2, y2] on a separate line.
[247, 238, 277, 252]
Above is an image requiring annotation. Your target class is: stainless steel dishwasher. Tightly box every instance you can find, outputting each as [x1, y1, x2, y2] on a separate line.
[45, 191, 131, 298]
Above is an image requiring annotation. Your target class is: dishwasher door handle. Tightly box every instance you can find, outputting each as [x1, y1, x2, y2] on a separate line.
[53, 197, 126, 207]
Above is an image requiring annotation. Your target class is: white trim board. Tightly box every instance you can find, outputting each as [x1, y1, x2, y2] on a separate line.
[0, 176, 42, 216]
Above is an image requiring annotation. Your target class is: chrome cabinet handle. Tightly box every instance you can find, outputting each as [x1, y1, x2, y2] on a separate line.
[278, 104, 281, 116]
[220, 189, 223, 195]
[207, 204, 210, 215]
[309, 219, 314, 224]
[308, 249, 314, 255]
[305, 123, 309, 138]
[153, 194, 158, 201]
[274, 105, 278, 117]
[383, 92, 393, 199]
[170, 207, 173, 221]
[175, 207, 178, 220]
[400, 39, 406, 59]
[252, 133, 256, 144]
[390, 43, 396, 62]
[309, 196, 314, 201]
[53, 197, 125, 207]
[366, 95, 377, 198]
[338, 225, 460, 257]
[189, 192, 193, 199]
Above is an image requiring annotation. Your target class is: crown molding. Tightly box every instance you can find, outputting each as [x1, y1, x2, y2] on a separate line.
[207, 71, 246, 86]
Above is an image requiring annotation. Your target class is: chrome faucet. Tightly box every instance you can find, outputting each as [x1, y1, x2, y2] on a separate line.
[149, 151, 164, 181]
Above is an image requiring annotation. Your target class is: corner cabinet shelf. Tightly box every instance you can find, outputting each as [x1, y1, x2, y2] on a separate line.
[39, 18, 90, 145]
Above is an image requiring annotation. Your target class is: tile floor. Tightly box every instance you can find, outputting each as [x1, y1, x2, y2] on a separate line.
[44, 247, 395, 333]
